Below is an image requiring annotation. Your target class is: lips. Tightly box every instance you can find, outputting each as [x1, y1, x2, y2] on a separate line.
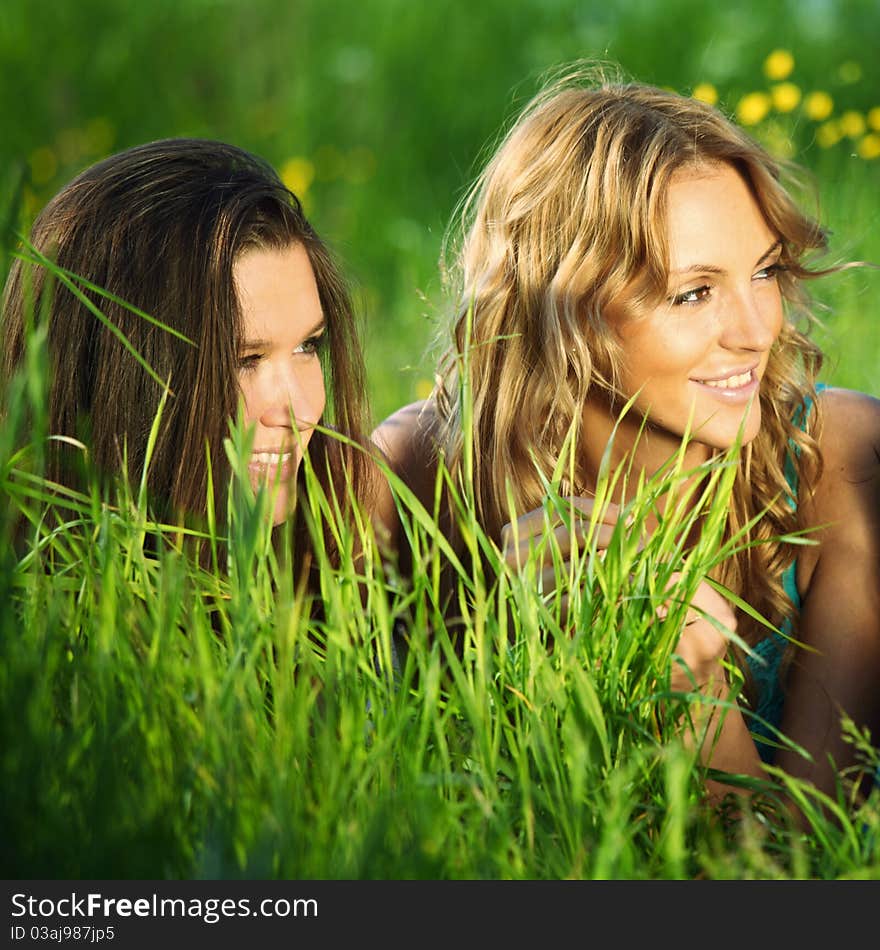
[248, 449, 296, 483]
[692, 365, 757, 389]
[696, 369, 753, 389]
[250, 450, 293, 466]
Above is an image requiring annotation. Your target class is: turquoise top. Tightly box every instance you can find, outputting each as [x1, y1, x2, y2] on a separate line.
[745, 565, 800, 762]
[745, 385, 822, 763]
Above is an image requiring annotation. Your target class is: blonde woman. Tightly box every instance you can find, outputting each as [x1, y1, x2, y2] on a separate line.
[375, 64, 880, 810]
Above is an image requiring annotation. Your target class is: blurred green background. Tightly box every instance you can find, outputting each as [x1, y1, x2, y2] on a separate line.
[3, 0, 879, 424]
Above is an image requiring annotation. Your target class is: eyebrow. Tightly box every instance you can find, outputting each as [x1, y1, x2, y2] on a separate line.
[239, 318, 326, 351]
[669, 240, 783, 277]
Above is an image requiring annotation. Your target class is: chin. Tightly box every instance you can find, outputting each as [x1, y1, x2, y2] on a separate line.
[244, 477, 296, 526]
[704, 406, 763, 450]
[271, 489, 295, 526]
[739, 403, 764, 446]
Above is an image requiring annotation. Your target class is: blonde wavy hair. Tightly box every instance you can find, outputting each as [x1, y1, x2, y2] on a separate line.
[434, 62, 831, 671]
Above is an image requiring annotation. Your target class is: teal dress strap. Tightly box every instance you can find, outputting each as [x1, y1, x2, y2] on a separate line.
[746, 384, 825, 763]
[747, 568, 800, 762]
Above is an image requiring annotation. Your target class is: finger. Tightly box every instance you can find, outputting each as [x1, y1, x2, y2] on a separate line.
[671, 630, 730, 691]
[551, 495, 622, 525]
[660, 602, 736, 635]
[502, 497, 620, 554]
[540, 563, 565, 595]
[688, 583, 734, 618]
[501, 496, 621, 546]
[504, 519, 618, 568]
[660, 576, 736, 627]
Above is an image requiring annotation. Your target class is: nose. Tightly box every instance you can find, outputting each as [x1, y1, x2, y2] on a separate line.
[720, 286, 780, 352]
[259, 362, 325, 434]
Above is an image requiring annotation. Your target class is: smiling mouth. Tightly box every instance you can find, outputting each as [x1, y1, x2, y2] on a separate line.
[694, 369, 755, 390]
[250, 451, 293, 466]
[248, 451, 296, 483]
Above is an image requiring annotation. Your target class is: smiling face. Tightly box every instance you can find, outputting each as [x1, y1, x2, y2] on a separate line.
[585, 162, 784, 470]
[234, 242, 327, 525]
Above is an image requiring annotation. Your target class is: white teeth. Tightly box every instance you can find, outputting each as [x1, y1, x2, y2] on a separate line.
[250, 452, 292, 465]
[700, 371, 752, 389]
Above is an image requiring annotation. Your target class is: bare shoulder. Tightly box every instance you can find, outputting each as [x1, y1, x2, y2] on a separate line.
[814, 386, 880, 474]
[780, 386, 880, 790]
[371, 399, 444, 510]
[794, 387, 880, 584]
[802, 386, 880, 549]
[372, 399, 438, 461]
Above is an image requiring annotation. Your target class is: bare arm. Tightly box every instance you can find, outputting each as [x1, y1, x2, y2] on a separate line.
[374, 400, 774, 802]
[777, 387, 880, 800]
[370, 399, 445, 576]
[372, 400, 441, 509]
[502, 504, 767, 801]
[667, 581, 767, 803]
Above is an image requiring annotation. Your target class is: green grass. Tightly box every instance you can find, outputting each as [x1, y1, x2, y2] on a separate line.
[2, 254, 879, 880]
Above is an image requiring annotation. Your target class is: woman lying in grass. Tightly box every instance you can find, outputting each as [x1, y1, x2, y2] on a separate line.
[374, 64, 880, 814]
[2, 138, 381, 582]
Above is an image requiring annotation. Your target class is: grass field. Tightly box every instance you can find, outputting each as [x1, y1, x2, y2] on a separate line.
[2, 0, 879, 881]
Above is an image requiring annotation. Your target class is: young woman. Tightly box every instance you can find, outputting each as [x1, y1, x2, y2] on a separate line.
[2, 138, 380, 576]
[374, 65, 880, 810]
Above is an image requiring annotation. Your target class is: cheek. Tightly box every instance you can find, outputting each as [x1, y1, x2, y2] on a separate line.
[757, 281, 785, 343]
[770, 294, 785, 339]
[236, 374, 258, 424]
[300, 362, 326, 426]
[618, 325, 702, 392]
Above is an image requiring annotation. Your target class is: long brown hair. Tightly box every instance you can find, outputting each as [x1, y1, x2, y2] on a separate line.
[435, 62, 831, 668]
[2, 138, 374, 574]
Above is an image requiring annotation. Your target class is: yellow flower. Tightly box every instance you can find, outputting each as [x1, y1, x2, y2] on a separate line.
[28, 146, 57, 185]
[869, 107, 880, 131]
[838, 61, 862, 84]
[736, 92, 772, 126]
[839, 110, 866, 138]
[280, 157, 315, 196]
[816, 121, 842, 149]
[692, 82, 718, 106]
[771, 82, 801, 113]
[804, 91, 834, 122]
[857, 134, 880, 159]
[764, 49, 794, 80]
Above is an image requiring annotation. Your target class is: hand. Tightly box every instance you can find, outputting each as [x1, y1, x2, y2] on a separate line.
[500, 496, 621, 613]
[664, 573, 736, 696]
[659, 575, 768, 797]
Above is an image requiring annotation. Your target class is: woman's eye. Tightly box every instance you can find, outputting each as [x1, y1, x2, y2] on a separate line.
[671, 285, 711, 306]
[295, 334, 324, 355]
[238, 353, 262, 373]
[755, 262, 785, 281]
